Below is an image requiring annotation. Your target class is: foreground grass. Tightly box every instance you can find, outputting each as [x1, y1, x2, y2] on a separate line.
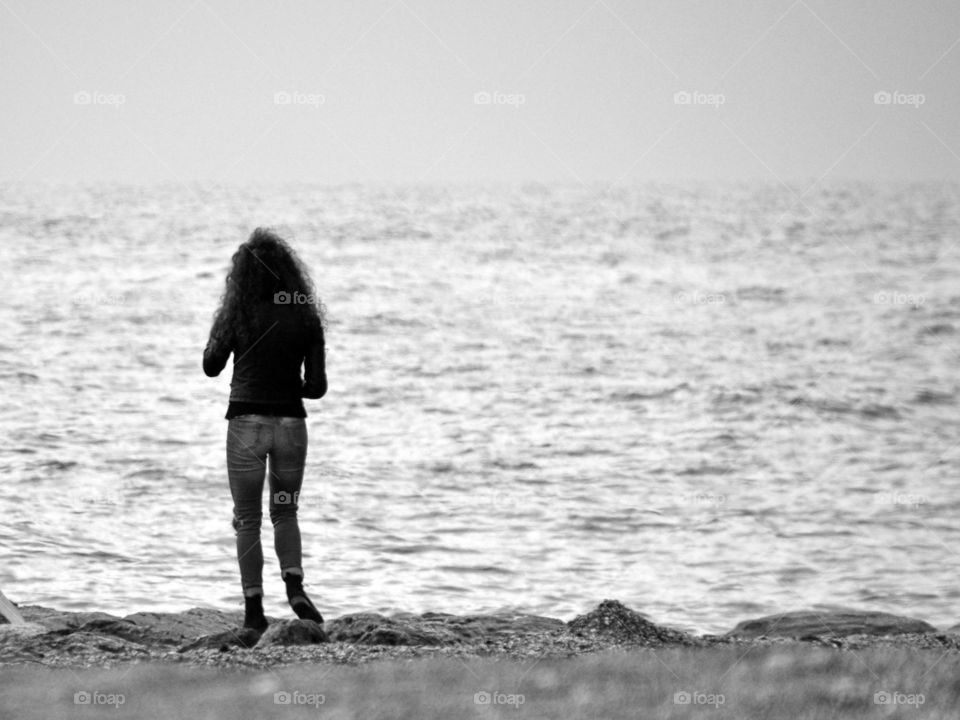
[1, 644, 957, 719]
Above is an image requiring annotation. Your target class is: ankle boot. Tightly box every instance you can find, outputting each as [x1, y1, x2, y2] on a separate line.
[243, 593, 269, 633]
[283, 573, 324, 624]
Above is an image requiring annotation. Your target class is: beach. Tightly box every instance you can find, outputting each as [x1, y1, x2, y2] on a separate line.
[3, 598, 960, 718]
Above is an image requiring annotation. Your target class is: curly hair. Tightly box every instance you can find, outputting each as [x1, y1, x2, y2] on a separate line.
[209, 228, 326, 349]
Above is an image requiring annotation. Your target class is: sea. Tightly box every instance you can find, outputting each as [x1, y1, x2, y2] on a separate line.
[1, 181, 958, 635]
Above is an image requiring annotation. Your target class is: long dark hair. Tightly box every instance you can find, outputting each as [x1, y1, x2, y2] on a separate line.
[209, 228, 326, 348]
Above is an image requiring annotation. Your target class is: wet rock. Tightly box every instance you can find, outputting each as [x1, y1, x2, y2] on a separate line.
[726, 610, 937, 639]
[567, 600, 694, 646]
[256, 619, 328, 647]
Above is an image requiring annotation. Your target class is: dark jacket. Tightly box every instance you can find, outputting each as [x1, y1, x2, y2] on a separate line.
[203, 302, 327, 413]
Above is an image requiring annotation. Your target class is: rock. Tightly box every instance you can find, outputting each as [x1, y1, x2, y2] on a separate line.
[123, 608, 245, 644]
[568, 600, 694, 646]
[325, 613, 460, 646]
[17, 599, 945, 667]
[0, 622, 48, 641]
[0, 628, 151, 664]
[0, 616, 161, 665]
[324, 610, 565, 647]
[19, 606, 123, 633]
[11, 613, 194, 650]
[726, 610, 937, 639]
[415, 612, 566, 640]
[256, 619, 328, 647]
[69, 618, 158, 646]
[44, 631, 147, 656]
[178, 627, 263, 653]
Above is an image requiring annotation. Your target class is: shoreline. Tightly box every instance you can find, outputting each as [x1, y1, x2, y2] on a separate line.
[2, 598, 959, 669]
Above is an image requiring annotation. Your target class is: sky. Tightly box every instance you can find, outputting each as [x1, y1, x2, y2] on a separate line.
[2, 0, 959, 184]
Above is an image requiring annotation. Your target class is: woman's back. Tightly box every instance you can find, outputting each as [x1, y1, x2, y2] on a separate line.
[204, 300, 326, 405]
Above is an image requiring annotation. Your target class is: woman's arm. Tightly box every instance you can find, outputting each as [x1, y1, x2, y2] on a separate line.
[203, 324, 232, 377]
[302, 329, 327, 399]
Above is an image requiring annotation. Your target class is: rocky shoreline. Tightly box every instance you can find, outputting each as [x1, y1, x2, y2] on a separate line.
[2, 599, 959, 669]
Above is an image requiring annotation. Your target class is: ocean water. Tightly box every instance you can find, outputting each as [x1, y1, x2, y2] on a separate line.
[0, 181, 958, 635]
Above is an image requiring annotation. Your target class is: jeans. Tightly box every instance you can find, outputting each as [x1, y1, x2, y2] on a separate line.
[226, 414, 307, 596]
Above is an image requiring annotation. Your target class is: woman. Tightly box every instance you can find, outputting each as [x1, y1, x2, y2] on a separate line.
[203, 228, 327, 632]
